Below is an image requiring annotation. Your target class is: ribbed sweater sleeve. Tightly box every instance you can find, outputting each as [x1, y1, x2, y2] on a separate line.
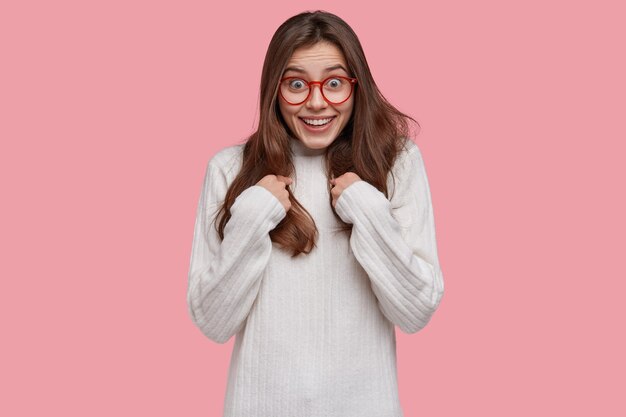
[186, 156, 286, 343]
[334, 144, 445, 334]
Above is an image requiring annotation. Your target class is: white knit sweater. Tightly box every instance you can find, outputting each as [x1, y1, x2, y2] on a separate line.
[187, 137, 444, 417]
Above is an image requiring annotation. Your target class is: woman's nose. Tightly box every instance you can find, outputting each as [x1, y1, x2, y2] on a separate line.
[305, 85, 328, 110]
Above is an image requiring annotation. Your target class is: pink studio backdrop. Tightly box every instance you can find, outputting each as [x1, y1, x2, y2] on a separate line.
[1, 0, 624, 416]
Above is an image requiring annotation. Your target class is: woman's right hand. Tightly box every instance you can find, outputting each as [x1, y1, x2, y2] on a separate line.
[256, 174, 293, 212]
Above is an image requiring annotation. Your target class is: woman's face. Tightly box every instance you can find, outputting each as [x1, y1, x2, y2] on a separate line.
[278, 42, 355, 150]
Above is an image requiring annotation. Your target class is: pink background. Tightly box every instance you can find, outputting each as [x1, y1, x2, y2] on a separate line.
[1, 0, 624, 415]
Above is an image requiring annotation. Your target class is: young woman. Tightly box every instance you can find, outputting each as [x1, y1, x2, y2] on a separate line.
[187, 10, 445, 417]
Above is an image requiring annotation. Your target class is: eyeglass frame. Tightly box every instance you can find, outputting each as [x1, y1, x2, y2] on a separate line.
[279, 75, 358, 105]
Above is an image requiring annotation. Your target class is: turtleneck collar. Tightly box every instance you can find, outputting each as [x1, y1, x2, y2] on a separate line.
[290, 138, 327, 157]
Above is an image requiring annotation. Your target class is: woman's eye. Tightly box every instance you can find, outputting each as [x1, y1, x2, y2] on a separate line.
[289, 79, 306, 89]
[326, 78, 342, 88]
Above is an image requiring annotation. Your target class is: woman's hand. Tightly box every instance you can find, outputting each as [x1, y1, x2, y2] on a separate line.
[257, 174, 293, 212]
[329, 172, 362, 208]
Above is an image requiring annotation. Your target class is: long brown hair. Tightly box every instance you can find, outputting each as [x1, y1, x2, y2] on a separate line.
[215, 10, 420, 257]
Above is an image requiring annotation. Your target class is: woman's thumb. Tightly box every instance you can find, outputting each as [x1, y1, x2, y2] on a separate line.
[277, 175, 293, 184]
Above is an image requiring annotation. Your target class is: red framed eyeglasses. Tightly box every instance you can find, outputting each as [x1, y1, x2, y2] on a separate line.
[279, 76, 358, 105]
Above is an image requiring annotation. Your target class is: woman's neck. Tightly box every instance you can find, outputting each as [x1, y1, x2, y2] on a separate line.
[290, 138, 327, 157]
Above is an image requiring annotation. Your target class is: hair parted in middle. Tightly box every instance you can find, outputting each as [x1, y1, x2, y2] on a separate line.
[214, 10, 420, 257]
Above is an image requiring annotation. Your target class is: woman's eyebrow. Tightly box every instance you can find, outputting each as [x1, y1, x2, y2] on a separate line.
[284, 64, 348, 74]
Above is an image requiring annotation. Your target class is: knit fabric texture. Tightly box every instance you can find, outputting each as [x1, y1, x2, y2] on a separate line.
[187, 137, 445, 417]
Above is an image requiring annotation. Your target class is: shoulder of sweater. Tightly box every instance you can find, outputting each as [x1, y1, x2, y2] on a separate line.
[207, 142, 245, 178]
[399, 137, 422, 161]
[391, 137, 424, 177]
[386, 138, 425, 201]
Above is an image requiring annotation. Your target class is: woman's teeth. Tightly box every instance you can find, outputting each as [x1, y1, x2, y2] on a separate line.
[302, 117, 333, 126]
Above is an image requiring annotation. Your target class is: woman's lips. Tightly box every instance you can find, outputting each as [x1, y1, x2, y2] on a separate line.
[299, 116, 336, 133]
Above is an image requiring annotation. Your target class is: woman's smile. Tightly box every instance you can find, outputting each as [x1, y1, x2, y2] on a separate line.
[299, 115, 336, 132]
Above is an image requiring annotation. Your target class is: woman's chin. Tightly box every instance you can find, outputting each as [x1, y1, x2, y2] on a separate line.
[297, 131, 338, 149]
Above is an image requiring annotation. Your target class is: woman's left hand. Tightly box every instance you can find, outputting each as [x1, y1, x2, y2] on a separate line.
[330, 172, 362, 208]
